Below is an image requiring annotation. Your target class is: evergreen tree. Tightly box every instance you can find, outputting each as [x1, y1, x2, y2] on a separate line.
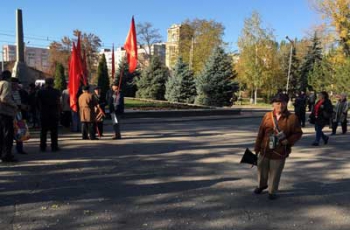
[96, 54, 110, 100]
[307, 58, 331, 92]
[299, 33, 323, 91]
[195, 46, 238, 106]
[115, 59, 139, 97]
[165, 56, 196, 103]
[136, 56, 169, 100]
[54, 62, 66, 91]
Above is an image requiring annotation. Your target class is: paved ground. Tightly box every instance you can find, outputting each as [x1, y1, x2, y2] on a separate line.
[0, 113, 350, 230]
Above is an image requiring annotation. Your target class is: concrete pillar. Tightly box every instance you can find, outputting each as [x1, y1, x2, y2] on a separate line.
[12, 9, 28, 86]
[16, 9, 25, 63]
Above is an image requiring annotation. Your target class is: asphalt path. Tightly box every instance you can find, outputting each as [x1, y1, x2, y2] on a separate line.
[0, 115, 349, 230]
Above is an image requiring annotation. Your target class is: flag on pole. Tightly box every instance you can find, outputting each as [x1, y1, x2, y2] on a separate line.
[76, 34, 87, 85]
[111, 43, 115, 79]
[124, 16, 138, 73]
[82, 49, 88, 85]
[76, 33, 82, 60]
[68, 42, 82, 112]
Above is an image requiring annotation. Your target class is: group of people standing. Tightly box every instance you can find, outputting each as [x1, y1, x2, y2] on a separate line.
[0, 69, 124, 163]
[75, 83, 124, 141]
[0, 71, 61, 162]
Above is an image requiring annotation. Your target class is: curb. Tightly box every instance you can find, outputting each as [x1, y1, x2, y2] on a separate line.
[121, 108, 242, 119]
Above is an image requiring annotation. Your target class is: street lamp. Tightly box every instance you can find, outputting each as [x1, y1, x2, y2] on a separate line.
[285, 36, 294, 93]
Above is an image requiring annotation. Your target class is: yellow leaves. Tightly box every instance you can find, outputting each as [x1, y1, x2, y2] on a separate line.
[314, 0, 350, 56]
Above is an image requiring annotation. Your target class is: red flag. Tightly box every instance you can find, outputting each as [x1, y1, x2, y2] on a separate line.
[111, 43, 115, 79]
[68, 42, 82, 112]
[76, 34, 87, 85]
[124, 16, 138, 73]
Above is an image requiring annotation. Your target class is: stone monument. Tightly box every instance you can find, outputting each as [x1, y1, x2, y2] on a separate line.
[12, 9, 28, 86]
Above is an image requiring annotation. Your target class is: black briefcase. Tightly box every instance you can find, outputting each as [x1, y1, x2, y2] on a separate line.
[240, 148, 257, 166]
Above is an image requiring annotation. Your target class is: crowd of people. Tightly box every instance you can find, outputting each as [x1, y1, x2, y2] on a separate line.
[0, 70, 124, 163]
[291, 90, 348, 145]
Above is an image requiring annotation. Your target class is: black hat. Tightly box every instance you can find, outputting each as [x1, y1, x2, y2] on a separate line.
[271, 93, 289, 103]
[10, 77, 20, 83]
[94, 86, 100, 90]
[240, 148, 257, 166]
[45, 78, 54, 85]
[1, 70, 12, 80]
[82, 85, 90, 91]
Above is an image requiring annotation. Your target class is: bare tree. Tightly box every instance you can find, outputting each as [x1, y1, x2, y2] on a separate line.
[136, 22, 163, 66]
[48, 30, 101, 81]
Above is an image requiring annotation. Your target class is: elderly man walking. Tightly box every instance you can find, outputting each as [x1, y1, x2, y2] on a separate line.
[254, 93, 303, 200]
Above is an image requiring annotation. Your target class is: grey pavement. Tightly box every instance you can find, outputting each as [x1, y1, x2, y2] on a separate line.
[0, 114, 350, 230]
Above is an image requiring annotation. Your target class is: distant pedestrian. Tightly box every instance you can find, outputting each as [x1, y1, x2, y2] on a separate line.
[309, 91, 333, 146]
[60, 87, 71, 129]
[307, 91, 316, 112]
[254, 92, 302, 200]
[11, 77, 29, 155]
[37, 78, 62, 152]
[0, 71, 19, 162]
[28, 83, 39, 128]
[108, 83, 124, 140]
[78, 85, 99, 140]
[93, 86, 106, 136]
[71, 86, 82, 133]
[332, 93, 348, 135]
[293, 91, 307, 127]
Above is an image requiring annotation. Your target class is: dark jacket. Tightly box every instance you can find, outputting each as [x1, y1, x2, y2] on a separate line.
[108, 91, 124, 115]
[294, 94, 307, 114]
[37, 86, 61, 121]
[19, 88, 29, 120]
[310, 99, 333, 126]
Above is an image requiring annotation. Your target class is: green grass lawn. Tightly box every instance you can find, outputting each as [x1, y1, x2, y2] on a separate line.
[124, 98, 206, 110]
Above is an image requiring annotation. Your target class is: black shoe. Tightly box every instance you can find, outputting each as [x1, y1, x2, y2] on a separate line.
[268, 194, 278, 200]
[90, 137, 99, 140]
[324, 136, 329, 145]
[82, 137, 89, 140]
[112, 134, 122, 140]
[253, 186, 268, 194]
[1, 156, 19, 163]
[17, 151, 28, 155]
[52, 147, 60, 152]
[312, 142, 319, 146]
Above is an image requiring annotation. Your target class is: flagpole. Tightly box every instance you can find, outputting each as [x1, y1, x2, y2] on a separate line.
[117, 53, 125, 94]
[111, 43, 115, 80]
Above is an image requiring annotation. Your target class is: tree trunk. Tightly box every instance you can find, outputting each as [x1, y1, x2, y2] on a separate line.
[254, 88, 258, 105]
[250, 91, 254, 104]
